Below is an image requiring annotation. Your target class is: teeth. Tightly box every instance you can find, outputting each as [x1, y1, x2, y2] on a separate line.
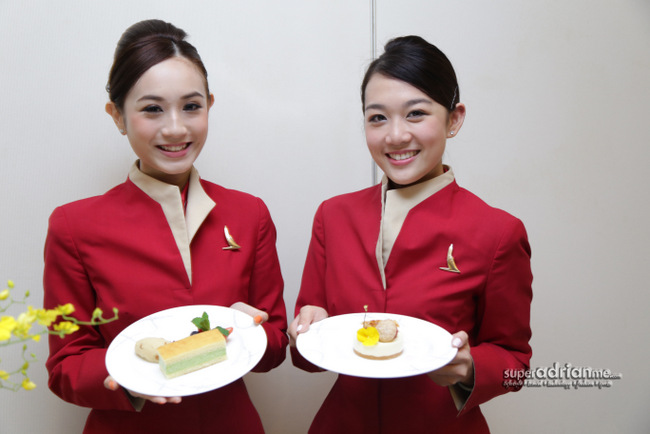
[389, 151, 417, 161]
[160, 143, 188, 152]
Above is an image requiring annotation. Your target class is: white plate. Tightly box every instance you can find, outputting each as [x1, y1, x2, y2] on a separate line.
[297, 313, 457, 378]
[105, 305, 267, 396]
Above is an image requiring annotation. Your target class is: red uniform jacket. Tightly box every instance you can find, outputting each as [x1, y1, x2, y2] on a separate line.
[292, 180, 532, 433]
[44, 175, 287, 433]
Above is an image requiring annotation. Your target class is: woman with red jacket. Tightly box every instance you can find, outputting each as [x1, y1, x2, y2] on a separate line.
[289, 36, 532, 433]
[44, 19, 287, 433]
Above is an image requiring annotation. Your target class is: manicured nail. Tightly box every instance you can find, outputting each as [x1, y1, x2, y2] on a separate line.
[108, 380, 118, 391]
[254, 315, 263, 325]
[452, 337, 462, 348]
[296, 324, 303, 332]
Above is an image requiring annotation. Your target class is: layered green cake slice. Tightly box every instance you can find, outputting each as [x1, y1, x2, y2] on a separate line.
[157, 328, 227, 379]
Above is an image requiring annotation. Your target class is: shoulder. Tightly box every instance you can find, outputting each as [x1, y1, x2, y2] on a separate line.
[318, 184, 380, 215]
[450, 182, 522, 226]
[446, 183, 529, 251]
[200, 179, 257, 201]
[50, 182, 130, 221]
[199, 179, 271, 217]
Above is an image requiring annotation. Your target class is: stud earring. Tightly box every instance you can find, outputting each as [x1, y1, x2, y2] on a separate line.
[119, 129, 125, 134]
[449, 131, 455, 136]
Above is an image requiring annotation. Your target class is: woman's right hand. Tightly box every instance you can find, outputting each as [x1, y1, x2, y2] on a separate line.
[104, 375, 182, 405]
[288, 305, 328, 347]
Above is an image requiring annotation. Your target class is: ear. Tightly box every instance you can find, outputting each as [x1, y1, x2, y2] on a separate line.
[207, 93, 215, 109]
[105, 102, 126, 134]
[447, 103, 466, 138]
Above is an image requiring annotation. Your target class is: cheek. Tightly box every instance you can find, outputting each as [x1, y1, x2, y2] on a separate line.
[127, 116, 156, 140]
[417, 123, 446, 148]
[364, 129, 384, 152]
[189, 115, 210, 138]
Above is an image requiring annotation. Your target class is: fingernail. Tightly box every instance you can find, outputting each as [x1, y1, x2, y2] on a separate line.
[108, 380, 118, 391]
[452, 337, 462, 347]
[254, 315, 263, 325]
[296, 324, 303, 332]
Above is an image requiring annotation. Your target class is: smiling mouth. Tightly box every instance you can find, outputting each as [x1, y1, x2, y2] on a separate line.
[158, 143, 190, 152]
[388, 151, 418, 161]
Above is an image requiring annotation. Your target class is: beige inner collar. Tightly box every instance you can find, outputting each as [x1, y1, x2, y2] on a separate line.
[129, 162, 216, 284]
[375, 167, 455, 289]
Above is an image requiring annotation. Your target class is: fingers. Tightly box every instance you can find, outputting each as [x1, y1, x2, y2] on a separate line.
[296, 305, 328, 334]
[288, 305, 328, 345]
[128, 389, 183, 405]
[451, 331, 469, 349]
[104, 375, 119, 391]
[427, 331, 474, 387]
[105, 375, 182, 405]
[230, 301, 269, 325]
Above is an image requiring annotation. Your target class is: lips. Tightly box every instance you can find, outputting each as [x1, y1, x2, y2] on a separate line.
[387, 150, 418, 161]
[158, 143, 190, 152]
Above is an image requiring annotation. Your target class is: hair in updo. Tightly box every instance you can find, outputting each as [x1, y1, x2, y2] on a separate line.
[106, 19, 209, 111]
[361, 35, 459, 113]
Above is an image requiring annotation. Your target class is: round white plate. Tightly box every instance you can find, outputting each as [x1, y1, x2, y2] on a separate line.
[105, 305, 267, 396]
[297, 312, 457, 378]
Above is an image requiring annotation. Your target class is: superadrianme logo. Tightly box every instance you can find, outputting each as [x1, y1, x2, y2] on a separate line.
[502, 362, 622, 390]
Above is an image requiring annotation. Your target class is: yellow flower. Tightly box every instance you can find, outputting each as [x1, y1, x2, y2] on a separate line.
[13, 311, 36, 338]
[357, 326, 379, 347]
[0, 289, 9, 300]
[33, 307, 60, 327]
[53, 321, 79, 335]
[0, 316, 17, 341]
[7, 280, 14, 289]
[21, 378, 36, 390]
[57, 304, 75, 316]
[0, 370, 9, 380]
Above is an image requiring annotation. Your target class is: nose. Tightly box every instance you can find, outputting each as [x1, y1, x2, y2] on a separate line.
[385, 120, 411, 146]
[161, 112, 187, 138]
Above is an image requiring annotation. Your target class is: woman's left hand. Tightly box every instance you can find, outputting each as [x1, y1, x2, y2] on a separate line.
[104, 375, 182, 405]
[427, 331, 474, 387]
[230, 301, 269, 325]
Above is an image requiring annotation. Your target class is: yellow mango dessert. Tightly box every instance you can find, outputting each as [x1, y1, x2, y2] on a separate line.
[354, 319, 403, 360]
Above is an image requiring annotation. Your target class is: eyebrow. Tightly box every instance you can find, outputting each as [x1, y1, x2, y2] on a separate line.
[137, 91, 205, 102]
[364, 98, 432, 112]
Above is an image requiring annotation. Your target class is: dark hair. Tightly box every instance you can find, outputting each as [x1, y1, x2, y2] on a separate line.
[106, 19, 209, 111]
[361, 35, 459, 112]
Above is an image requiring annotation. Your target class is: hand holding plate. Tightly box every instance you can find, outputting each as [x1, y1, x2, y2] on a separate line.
[288, 305, 329, 347]
[426, 331, 474, 387]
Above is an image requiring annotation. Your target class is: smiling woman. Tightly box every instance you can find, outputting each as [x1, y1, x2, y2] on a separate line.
[289, 35, 532, 434]
[43, 19, 287, 434]
[106, 57, 214, 186]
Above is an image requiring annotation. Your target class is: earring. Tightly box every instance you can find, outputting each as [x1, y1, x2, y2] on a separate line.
[119, 129, 125, 135]
[449, 131, 455, 136]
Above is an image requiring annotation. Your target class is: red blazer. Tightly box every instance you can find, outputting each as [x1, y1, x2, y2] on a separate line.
[292, 180, 532, 433]
[44, 176, 287, 434]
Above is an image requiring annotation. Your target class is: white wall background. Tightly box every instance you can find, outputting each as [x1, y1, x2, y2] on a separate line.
[1, 1, 648, 433]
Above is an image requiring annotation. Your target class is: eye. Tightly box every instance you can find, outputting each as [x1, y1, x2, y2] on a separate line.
[142, 105, 163, 113]
[407, 109, 427, 119]
[184, 102, 202, 111]
[367, 114, 386, 123]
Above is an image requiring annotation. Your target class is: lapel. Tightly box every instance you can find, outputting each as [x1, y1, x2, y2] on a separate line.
[129, 163, 216, 284]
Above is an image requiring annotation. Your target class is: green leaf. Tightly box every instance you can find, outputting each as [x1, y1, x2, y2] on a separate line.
[215, 326, 230, 337]
[191, 312, 210, 331]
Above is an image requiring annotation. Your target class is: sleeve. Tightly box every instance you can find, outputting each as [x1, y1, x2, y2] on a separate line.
[43, 207, 135, 411]
[290, 203, 329, 372]
[248, 198, 288, 372]
[458, 217, 533, 415]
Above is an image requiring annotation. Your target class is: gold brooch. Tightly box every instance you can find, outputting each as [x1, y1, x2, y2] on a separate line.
[439, 244, 460, 273]
[222, 225, 241, 250]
